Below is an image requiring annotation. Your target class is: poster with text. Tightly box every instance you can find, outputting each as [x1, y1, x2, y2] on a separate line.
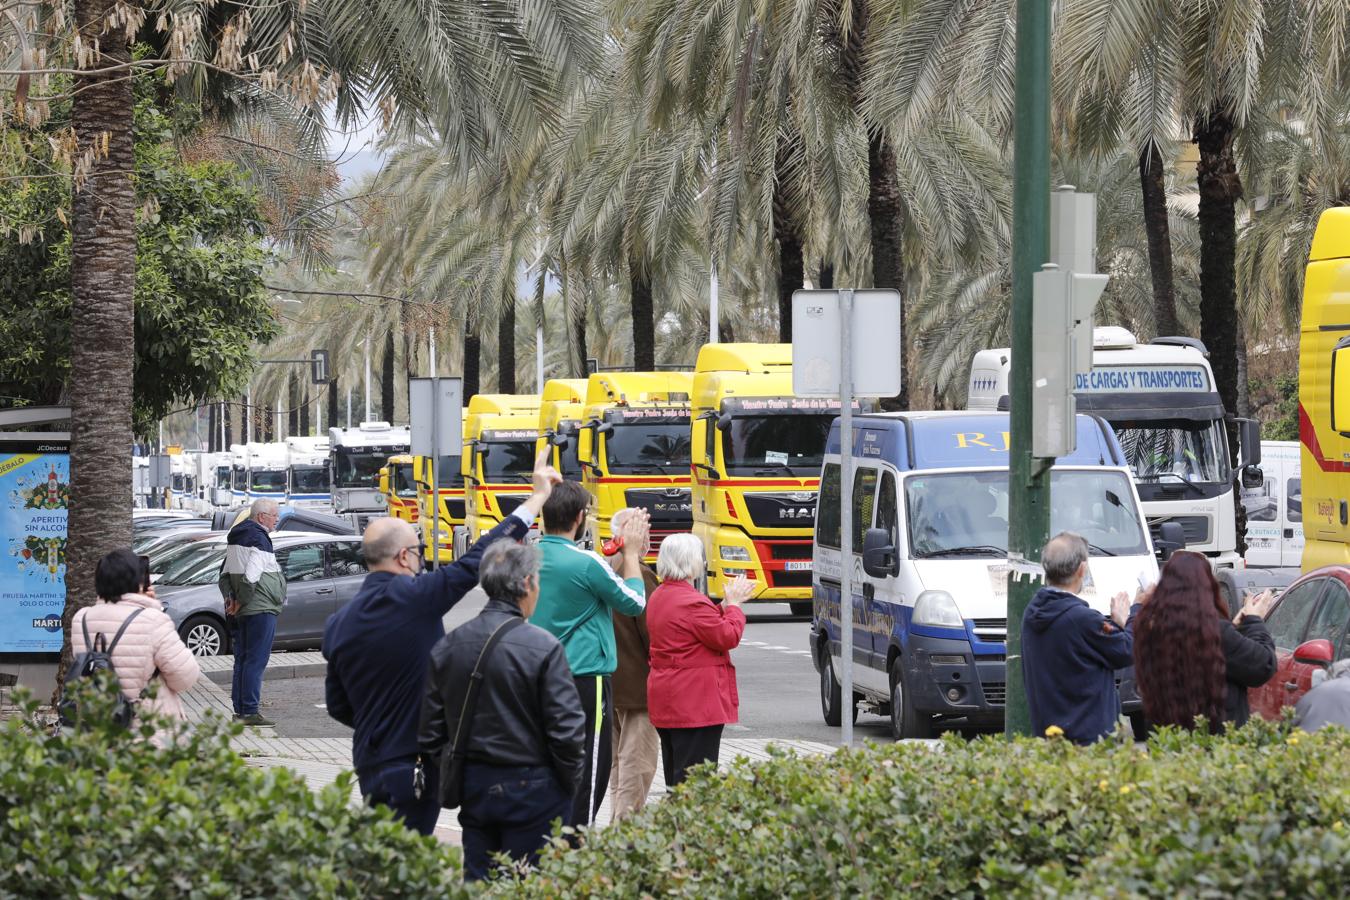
[0, 443, 69, 653]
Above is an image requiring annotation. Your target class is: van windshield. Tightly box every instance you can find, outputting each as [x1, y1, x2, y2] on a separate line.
[722, 414, 835, 476]
[905, 469, 1149, 558]
[1113, 420, 1227, 484]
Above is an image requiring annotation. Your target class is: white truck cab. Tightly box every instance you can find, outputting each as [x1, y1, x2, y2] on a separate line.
[245, 442, 288, 503]
[811, 411, 1160, 739]
[285, 436, 332, 509]
[328, 421, 411, 528]
[969, 328, 1261, 572]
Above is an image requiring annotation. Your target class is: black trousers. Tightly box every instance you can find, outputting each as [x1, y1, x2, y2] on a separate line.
[657, 724, 724, 788]
[459, 764, 569, 882]
[569, 674, 612, 827]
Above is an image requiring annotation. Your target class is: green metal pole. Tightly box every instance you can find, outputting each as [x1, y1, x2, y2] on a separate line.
[1004, 0, 1053, 738]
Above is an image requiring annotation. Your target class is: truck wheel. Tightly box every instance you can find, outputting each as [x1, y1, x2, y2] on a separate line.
[889, 658, 933, 740]
[819, 651, 859, 727]
[180, 615, 228, 657]
[790, 601, 812, 619]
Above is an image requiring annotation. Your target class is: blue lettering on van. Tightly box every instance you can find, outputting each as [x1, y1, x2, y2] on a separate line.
[1073, 367, 1208, 393]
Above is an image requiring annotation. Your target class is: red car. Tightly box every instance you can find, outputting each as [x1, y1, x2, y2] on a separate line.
[1249, 566, 1348, 721]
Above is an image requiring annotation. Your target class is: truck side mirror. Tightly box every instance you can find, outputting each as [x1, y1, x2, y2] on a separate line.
[716, 413, 732, 432]
[1294, 638, 1334, 668]
[1237, 418, 1262, 466]
[1240, 464, 1264, 490]
[548, 430, 569, 447]
[1155, 521, 1186, 561]
[1333, 341, 1350, 435]
[862, 527, 899, 578]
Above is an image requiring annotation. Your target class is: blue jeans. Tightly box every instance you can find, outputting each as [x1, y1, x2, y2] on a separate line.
[230, 612, 277, 716]
[358, 757, 441, 836]
[458, 764, 569, 882]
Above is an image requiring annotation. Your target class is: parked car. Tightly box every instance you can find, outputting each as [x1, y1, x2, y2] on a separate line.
[209, 505, 356, 535]
[1249, 566, 1350, 721]
[134, 525, 215, 557]
[156, 532, 370, 656]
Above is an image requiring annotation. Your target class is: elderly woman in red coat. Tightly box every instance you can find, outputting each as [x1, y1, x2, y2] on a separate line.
[646, 533, 753, 788]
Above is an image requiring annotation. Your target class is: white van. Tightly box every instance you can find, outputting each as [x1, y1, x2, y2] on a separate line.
[810, 411, 1162, 739]
[1241, 441, 1303, 568]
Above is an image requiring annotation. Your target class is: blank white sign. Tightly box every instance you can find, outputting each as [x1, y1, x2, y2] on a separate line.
[791, 289, 903, 398]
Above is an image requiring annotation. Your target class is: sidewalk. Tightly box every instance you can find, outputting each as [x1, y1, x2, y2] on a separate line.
[188, 653, 837, 846]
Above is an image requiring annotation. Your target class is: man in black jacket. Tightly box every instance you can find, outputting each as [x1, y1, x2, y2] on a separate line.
[322, 448, 559, 836]
[421, 540, 585, 882]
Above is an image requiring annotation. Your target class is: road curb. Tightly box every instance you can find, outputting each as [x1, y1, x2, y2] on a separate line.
[205, 662, 327, 686]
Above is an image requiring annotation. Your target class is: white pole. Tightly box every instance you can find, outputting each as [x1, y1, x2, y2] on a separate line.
[246, 385, 253, 444]
[536, 322, 545, 390]
[346, 387, 352, 429]
[839, 288, 855, 747]
[709, 262, 720, 344]
[364, 335, 372, 424]
[276, 389, 284, 440]
[429, 327, 437, 377]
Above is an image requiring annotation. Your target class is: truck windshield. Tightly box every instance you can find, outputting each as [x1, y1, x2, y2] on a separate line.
[1113, 420, 1228, 484]
[250, 470, 286, 492]
[605, 422, 691, 474]
[430, 456, 465, 489]
[333, 451, 387, 488]
[723, 414, 835, 475]
[480, 442, 535, 482]
[291, 466, 328, 494]
[215, 466, 230, 486]
[232, 467, 245, 490]
[906, 469, 1149, 558]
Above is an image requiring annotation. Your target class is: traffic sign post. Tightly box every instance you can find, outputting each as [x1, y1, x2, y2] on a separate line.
[792, 288, 901, 747]
[409, 377, 464, 570]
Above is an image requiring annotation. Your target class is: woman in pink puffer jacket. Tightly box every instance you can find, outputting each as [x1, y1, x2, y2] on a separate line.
[71, 549, 201, 724]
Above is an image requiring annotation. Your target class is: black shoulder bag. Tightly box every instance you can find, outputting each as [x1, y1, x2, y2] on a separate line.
[436, 616, 525, 808]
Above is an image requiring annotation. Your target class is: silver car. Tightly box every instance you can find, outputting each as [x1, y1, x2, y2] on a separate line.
[156, 532, 371, 656]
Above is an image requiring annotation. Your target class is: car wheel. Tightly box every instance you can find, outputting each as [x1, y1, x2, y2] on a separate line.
[819, 649, 859, 727]
[180, 615, 228, 657]
[889, 658, 933, 740]
[790, 601, 812, 619]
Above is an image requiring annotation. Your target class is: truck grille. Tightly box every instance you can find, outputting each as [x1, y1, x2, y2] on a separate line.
[624, 489, 694, 527]
[982, 682, 1007, 706]
[971, 618, 1007, 641]
[768, 571, 813, 588]
[742, 493, 818, 529]
[498, 495, 527, 516]
[441, 498, 466, 519]
[1148, 516, 1210, 545]
[768, 541, 813, 560]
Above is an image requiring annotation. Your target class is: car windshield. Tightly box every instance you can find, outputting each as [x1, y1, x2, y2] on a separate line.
[157, 544, 223, 583]
[906, 469, 1150, 558]
[291, 466, 328, 493]
[166, 548, 230, 586]
[604, 421, 691, 474]
[250, 470, 287, 492]
[723, 414, 835, 475]
[480, 442, 535, 481]
[333, 451, 387, 488]
[1113, 420, 1228, 483]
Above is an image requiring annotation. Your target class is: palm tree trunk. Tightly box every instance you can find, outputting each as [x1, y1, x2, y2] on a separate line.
[630, 262, 656, 370]
[869, 133, 908, 411]
[773, 144, 804, 343]
[381, 328, 396, 421]
[1194, 101, 1245, 555]
[568, 267, 589, 378]
[1139, 143, 1178, 336]
[326, 378, 339, 433]
[819, 263, 835, 289]
[498, 292, 517, 393]
[300, 388, 310, 436]
[207, 403, 219, 452]
[223, 401, 233, 448]
[464, 302, 482, 399]
[288, 372, 300, 435]
[61, 0, 137, 688]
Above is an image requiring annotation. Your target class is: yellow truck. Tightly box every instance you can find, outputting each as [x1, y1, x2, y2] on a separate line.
[1299, 207, 1350, 570]
[536, 378, 589, 481]
[413, 449, 467, 565]
[455, 393, 543, 555]
[576, 371, 694, 563]
[378, 454, 419, 524]
[691, 344, 856, 615]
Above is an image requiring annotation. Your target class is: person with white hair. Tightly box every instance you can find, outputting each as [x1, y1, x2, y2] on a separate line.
[218, 498, 283, 726]
[1296, 659, 1350, 732]
[646, 533, 753, 788]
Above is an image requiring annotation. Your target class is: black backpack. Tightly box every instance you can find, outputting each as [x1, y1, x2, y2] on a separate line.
[58, 607, 145, 729]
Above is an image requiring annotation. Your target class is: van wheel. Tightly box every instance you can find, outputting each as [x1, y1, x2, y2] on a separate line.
[819, 651, 859, 727]
[180, 615, 228, 657]
[889, 659, 933, 740]
[790, 601, 812, 619]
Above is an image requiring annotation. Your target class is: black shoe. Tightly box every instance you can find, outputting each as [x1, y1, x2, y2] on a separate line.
[239, 713, 276, 727]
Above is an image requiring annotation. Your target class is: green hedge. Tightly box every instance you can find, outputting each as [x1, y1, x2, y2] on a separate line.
[498, 720, 1350, 898]
[0, 685, 469, 899]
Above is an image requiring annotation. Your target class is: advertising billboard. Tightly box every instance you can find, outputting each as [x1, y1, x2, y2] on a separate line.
[0, 441, 69, 653]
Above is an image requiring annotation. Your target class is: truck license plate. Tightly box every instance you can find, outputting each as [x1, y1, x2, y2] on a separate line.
[784, 561, 812, 572]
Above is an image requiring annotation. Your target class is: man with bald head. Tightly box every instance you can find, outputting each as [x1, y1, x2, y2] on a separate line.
[322, 448, 561, 834]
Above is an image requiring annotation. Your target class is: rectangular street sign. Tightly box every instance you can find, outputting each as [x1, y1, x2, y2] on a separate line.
[790, 290, 903, 398]
[409, 377, 463, 460]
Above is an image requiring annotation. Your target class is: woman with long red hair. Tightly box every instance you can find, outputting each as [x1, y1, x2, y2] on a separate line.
[1133, 551, 1278, 731]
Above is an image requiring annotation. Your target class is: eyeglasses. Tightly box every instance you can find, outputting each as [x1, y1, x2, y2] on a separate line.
[402, 541, 425, 558]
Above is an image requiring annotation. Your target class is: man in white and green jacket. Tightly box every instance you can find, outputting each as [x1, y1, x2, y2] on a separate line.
[219, 499, 285, 726]
[531, 481, 649, 828]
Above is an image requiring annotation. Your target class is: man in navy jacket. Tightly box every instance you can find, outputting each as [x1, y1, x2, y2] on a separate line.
[322, 448, 561, 834]
[1022, 532, 1138, 744]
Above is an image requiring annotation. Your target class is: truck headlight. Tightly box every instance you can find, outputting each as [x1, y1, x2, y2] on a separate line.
[913, 590, 964, 628]
[719, 546, 751, 562]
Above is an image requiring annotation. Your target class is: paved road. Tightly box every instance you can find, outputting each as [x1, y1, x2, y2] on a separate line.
[264, 592, 897, 744]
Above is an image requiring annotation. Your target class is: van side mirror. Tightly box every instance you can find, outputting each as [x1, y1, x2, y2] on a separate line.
[1294, 638, 1334, 668]
[1240, 464, 1263, 490]
[1334, 341, 1350, 435]
[862, 527, 899, 578]
[1155, 521, 1186, 561]
[1237, 418, 1262, 466]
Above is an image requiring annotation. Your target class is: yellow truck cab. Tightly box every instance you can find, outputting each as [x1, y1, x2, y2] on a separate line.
[691, 344, 856, 615]
[576, 371, 694, 562]
[413, 436, 468, 565]
[536, 378, 589, 481]
[1299, 207, 1350, 570]
[378, 454, 419, 524]
[455, 394, 542, 555]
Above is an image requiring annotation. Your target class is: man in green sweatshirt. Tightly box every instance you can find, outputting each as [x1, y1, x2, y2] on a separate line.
[531, 481, 649, 827]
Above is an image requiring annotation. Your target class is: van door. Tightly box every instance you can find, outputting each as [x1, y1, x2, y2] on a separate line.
[848, 466, 884, 691]
[870, 469, 902, 671]
[1284, 471, 1304, 567]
